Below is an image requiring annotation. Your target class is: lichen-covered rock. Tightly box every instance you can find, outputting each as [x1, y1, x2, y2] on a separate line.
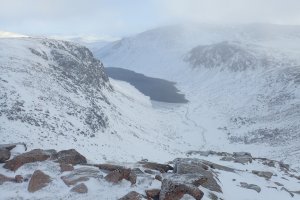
[0, 143, 26, 151]
[71, 183, 88, 194]
[104, 168, 136, 185]
[160, 178, 204, 200]
[0, 174, 15, 185]
[141, 161, 173, 173]
[252, 170, 273, 179]
[119, 191, 143, 200]
[28, 170, 52, 192]
[132, 168, 144, 175]
[240, 182, 261, 193]
[0, 149, 11, 163]
[233, 152, 252, 164]
[0, 144, 16, 151]
[0, 174, 24, 185]
[61, 167, 102, 186]
[173, 158, 224, 193]
[3, 149, 54, 171]
[53, 149, 87, 165]
[144, 169, 156, 174]
[60, 163, 74, 172]
[95, 163, 126, 172]
[15, 175, 24, 183]
[145, 189, 160, 199]
[220, 156, 235, 162]
[155, 174, 162, 181]
[128, 170, 137, 185]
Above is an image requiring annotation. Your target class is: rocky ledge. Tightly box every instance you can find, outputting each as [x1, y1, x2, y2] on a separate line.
[0, 144, 299, 200]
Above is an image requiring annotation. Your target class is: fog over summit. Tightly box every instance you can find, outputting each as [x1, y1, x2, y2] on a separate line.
[1, 0, 300, 38]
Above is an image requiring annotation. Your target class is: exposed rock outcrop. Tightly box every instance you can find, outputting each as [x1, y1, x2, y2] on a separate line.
[61, 167, 102, 186]
[0, 147, 299, 199]
[4, 149, 54, 171]
[240, 182, 261, 193]
[28, 170, 52, 192]
[105, 168, 136, 185]
[0, 174, 16, 185]
[60, 163, 74, 172]
[95, 163, 126, 172]
[232, 152, 252, 164]
[0, 149, 10, 163]
[252, 170, 273, 180]
[173, 158, 224, 193]
[160, 177, 204, 200]
[53, 149, 87, 165]
[70, 183, 88, 194]
[141, 161, 173, 173]
[145, 189, 160, 199]
[119, 191, 143, 200]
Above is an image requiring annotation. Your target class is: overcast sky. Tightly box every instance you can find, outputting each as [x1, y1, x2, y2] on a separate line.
[1, 0, 300, 39]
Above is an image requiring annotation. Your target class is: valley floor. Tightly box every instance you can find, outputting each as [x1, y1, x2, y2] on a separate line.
[109, 79, 300, 171]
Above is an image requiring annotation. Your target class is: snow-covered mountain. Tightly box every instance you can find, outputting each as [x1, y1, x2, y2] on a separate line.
[96, 24, 300, 169]
[0, 32, 299, 200]
[184, 41, 272, 71]
[0, 37, 205, 163]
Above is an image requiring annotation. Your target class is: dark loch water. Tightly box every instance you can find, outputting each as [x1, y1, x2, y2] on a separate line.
[105, 67, 188, 103]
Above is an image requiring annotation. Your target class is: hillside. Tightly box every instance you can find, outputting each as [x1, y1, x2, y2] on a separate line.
[96, 24, 300, 169]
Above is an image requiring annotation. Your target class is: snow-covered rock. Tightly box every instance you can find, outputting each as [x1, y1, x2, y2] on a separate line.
[0, 145, 299, 199]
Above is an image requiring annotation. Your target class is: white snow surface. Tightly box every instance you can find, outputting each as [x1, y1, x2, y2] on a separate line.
[0, 146, 299, 200]
[0, 32, 299, 200]
[0, 37, 221, 164]
[96, 23, 300, 170]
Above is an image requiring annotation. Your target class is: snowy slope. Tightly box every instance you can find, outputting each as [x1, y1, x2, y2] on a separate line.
[0, 33, 299, 200]
[96, 24, 300, 169]
[0, 37, 225, 164]
[0, 38, 177, 162]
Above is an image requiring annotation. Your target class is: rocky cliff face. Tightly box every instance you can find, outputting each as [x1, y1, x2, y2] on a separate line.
[0, 37, 112, 145]
[184, 42, 272, 71]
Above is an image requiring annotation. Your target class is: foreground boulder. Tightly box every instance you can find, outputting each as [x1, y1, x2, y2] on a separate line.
[141, 161, 173, 173]
[119, 191, 143, 200]
[173, 158, 223, 193]
[70, 183, 88, 194]
[145, 189, 160, 199]
[95, 163, 126, 172]
[60, 163, 74, 172]
[105, 168, 137, 185]
[28, 170, 52, 192]
[4, 149, 54, 171]
[15, 175, 24, 183]
[160, 178, 204, 200]
[0, 149, 11, 163]
[61, 167, 102, 186]
[53, 149, 87, 165]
